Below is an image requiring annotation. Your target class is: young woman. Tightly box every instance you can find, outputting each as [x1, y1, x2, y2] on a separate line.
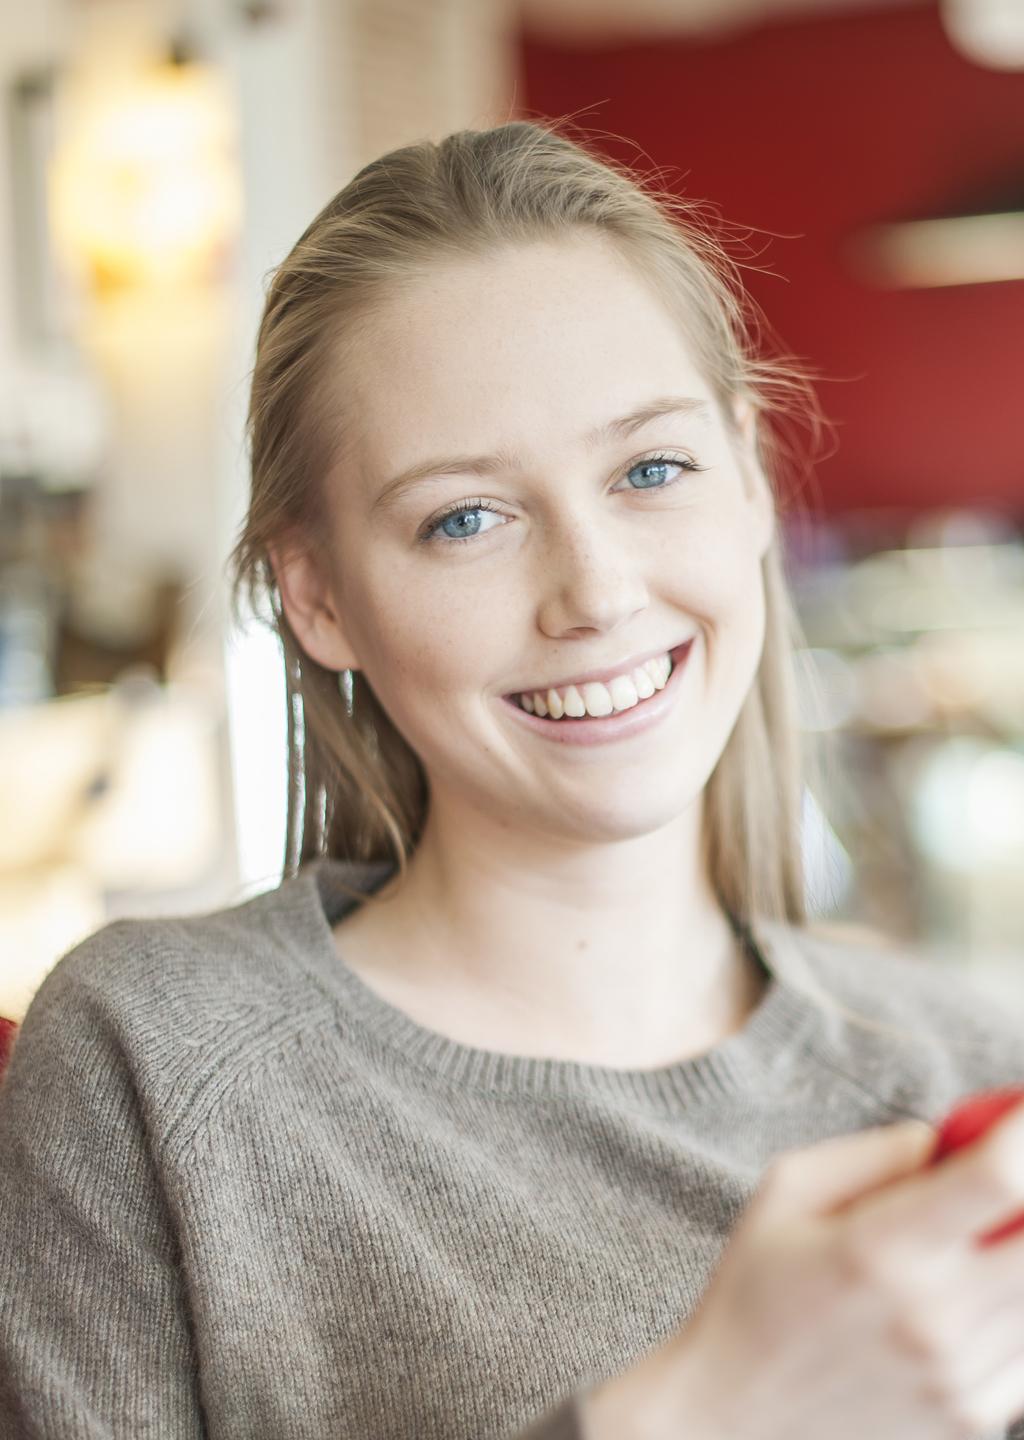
[3, 118, 1024, 1440]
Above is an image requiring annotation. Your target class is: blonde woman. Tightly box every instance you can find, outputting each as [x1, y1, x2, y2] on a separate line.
[3, 119, 1024, 1440]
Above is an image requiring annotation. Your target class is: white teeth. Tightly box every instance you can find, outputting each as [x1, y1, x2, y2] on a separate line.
[562, 685, 586, 718]
[518, 651, 674, 719]
[580, 681, 614, 717]
[633, 666, 656, 701]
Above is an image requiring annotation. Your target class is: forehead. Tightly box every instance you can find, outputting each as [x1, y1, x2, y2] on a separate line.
[337, 237, 713, 483]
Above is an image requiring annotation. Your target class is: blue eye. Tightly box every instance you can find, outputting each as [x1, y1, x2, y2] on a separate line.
[624, 454, 700, 490]
[417, 451, 707, 547]
[421, 496, 504, 546]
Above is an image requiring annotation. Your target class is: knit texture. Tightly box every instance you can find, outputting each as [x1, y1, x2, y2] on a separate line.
[2, 855, 1024, 1439]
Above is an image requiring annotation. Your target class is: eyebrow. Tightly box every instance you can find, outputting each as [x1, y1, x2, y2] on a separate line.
[369, 394, 713, 515]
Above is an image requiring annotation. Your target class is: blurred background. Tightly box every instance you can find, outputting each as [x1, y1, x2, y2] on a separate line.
[1, 0, 1022, 1031]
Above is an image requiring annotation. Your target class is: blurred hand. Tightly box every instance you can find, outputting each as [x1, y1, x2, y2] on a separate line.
[656, 1112, 1024, 1440]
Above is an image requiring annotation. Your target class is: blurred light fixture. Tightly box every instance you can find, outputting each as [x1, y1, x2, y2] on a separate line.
[850, 208, 1024, 289]
[942, 0, 1024, 69]
[49, 41, 242, 291]
[849, 163, 1024, 290]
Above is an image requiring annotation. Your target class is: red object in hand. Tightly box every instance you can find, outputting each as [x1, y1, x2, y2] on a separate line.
[929, 1087, 1024, 1246]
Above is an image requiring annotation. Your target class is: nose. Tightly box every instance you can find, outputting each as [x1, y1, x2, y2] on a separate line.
[533, 516, 650, 640]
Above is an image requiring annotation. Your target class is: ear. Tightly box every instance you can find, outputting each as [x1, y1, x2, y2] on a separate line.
[730, 395, 775, 560]
[269, 539, 362, 673]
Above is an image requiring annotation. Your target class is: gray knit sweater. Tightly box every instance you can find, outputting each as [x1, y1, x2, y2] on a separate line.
[2, 855, 1024, 1440]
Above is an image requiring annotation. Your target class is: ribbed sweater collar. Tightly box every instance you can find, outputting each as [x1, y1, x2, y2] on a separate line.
[291, 855, 832, 1106]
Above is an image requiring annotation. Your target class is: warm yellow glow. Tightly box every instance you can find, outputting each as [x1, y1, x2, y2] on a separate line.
[0, 867, 104, 1022]
[50, 58, 242, 289]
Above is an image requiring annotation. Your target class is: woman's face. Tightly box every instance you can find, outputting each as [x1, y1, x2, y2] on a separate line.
[282, 233, 774, 846]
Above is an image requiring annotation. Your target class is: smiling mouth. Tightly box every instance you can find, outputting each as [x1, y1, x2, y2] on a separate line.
[505, 639, 694, 719]
[504, 639, 694, 706]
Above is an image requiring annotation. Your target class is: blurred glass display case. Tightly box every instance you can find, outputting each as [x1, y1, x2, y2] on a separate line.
[0, 363, 233, 1022]
[787, 506, 1024, 1013]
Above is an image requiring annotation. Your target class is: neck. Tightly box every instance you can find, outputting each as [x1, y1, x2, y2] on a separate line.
[342, 796, 767, 1069]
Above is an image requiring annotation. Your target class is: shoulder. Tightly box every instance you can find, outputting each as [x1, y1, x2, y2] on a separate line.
[5, 867, 340, 1148]
[802, 919, 1023, 1044]
[758, 917, 1024, 1115]
[36, 868, 333, 1027]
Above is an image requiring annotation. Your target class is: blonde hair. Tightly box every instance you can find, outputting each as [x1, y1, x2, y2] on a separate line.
[228, 117, 829, 922]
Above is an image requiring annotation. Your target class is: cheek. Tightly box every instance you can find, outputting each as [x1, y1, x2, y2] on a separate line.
[353, 574, 502, 730]
[372, 553, 509, 669]
[670, 516, 764, 622]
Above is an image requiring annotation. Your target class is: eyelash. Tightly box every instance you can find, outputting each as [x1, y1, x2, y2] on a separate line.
[416, 451, 708, 547]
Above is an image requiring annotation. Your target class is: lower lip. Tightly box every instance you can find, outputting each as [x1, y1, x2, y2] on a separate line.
[499, 639, 695, 747]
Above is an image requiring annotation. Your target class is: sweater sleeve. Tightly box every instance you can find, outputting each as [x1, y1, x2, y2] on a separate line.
[0, 951, 591, 1440]
[0, 955, 204, 1439]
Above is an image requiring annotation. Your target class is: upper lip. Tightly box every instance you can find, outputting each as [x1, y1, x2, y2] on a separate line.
[506, 638, 692, 697]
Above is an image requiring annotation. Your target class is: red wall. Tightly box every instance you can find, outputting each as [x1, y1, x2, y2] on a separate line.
[518, 2, 1024, 518]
